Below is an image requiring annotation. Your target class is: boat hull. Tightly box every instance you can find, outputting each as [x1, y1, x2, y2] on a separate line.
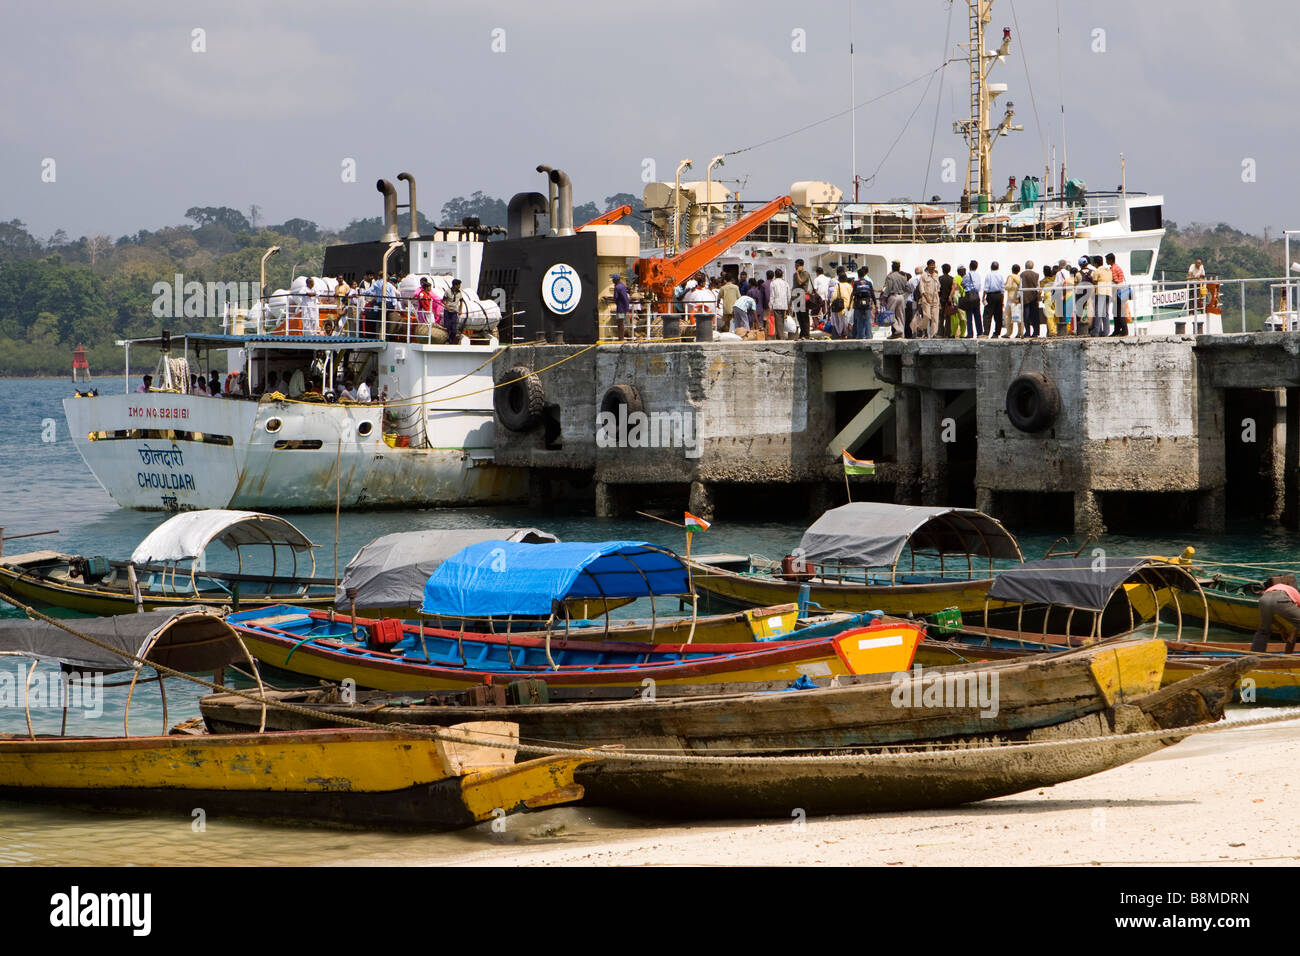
[0, 727, 589, 830]
[229, 608, 923, 691]
[688, 560, 1004, 615]
[934, 625, 1300, 705]
[201, 637, 1167, 751]
[0, 552, 332, 616]
[572, 659, 1244, 817]
[63, 391, 525, 511]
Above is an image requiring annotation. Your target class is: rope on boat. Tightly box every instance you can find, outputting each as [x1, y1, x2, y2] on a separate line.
[6, 591, 1300, 767]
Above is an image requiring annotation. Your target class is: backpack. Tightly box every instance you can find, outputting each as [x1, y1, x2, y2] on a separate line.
[853, 279, 874, 309]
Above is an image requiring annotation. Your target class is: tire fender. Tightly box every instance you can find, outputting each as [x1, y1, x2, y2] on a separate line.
[1005, 372, 1060, 433]
[495, 364, 546, 431]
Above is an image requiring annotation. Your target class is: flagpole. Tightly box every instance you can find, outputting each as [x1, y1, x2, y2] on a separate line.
[635, 510, 686, 529]
[685, 530, 693, 558]
[844, 469, 852, 503]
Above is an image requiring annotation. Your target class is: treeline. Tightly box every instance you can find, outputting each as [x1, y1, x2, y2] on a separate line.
[0, 191, 645, 376]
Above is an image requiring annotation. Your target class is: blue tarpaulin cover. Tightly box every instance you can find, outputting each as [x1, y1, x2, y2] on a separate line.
[421, 540, 690, 618]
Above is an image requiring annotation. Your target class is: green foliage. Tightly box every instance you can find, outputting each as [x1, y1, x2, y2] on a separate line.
[440, 191, 508, 228]
[1158, 222, 1280, 331]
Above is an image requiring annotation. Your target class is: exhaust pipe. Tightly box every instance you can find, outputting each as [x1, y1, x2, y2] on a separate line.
[397, 172, 419, 239]
[548, 167, 574, 236]
[536, 165, 558, 234]
[376, 179, 400, 244]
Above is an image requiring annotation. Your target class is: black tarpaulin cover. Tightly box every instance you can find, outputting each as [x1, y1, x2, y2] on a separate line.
[797, 503, 1022, 568]
[0, 607, 242, 673]
[987, 557, 1190, 612]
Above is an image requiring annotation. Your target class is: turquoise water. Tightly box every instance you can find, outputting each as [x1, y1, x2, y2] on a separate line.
[1, 375, 1299, 864]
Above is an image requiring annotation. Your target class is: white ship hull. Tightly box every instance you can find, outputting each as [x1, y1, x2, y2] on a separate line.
[65, 390, 526, 512]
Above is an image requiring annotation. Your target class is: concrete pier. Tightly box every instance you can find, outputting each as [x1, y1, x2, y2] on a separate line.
[493, 334, 1300, 536]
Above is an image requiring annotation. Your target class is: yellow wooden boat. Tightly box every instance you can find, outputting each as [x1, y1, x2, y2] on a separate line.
[0, 723, 592, 829]
[689, 503, 1023, 616]
[0, 603, 593, 827]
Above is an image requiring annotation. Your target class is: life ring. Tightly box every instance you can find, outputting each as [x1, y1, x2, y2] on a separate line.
[1005, 372, 1060, 433]
[495, 365, 546, 431]
[600, 384, 644, 420]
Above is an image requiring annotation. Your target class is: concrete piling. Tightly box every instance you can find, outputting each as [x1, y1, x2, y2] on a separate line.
[492, 335, 1300, 536]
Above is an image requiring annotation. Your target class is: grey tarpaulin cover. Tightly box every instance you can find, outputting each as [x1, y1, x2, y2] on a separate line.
[336, 528, 559, 610]
[797, 503, 1022, 568]
[987, 557, 1191, 612]
[0, 606, 242, 673]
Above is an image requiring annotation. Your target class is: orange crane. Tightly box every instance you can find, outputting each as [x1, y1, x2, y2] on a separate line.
[577, 204, 633, 230]
[632, 195, 794, 303]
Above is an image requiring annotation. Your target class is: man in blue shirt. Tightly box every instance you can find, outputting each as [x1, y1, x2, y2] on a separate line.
[612, 273, 631, 340]
[732, 293, 757, 333]
[982, 262, 1005, 338]
[851, 268, 876, 339]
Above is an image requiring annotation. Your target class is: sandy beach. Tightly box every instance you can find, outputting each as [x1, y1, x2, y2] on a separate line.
[446, 711, 1300, 867]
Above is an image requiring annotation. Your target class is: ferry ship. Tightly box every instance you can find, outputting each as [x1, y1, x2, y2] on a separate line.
[64, 175, 529, 512]
[636, 0, 1210, 336]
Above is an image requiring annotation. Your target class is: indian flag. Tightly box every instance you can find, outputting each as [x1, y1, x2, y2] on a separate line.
[684, 512, 711, 533]
[842, 449, 876, 476]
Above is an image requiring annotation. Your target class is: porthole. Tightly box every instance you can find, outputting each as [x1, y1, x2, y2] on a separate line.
[357, 421, 374, 437]
[265, 418, 283, 433]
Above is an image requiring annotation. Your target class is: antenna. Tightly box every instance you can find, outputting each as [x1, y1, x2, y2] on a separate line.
[850, 1, 857, 200]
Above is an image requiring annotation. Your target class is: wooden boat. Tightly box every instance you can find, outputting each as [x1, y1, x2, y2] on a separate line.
[936, 626, 1300, 706]
[688, 503, 1023, 616]
[0, 605, 591, 829]
[228, 606, 920, 686]
[343, 530, 870, 642]
[228, 605, 924, 692]
[1134, 550, 1286, 637]
[0, 723, 592, 830]
[201, 636, 1168, 751]
[570, 657, 1252, 818]
[916, 558, 1300, 704]
[0, 510, 333, 615]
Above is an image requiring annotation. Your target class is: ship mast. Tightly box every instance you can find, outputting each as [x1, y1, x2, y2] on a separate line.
[953, 0, 1022, 210]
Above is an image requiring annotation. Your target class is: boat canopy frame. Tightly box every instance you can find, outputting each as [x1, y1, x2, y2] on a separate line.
[129, 510, 317, 594]
[0, 606, 266, 738]
[982, 556, 1210, 643]
[796, 503, 1023, 584]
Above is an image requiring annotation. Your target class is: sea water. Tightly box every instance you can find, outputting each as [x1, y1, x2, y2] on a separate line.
[0, 375, 1296, 865]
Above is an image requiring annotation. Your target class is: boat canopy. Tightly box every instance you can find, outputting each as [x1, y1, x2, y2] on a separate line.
[337, 527, 558, 610]
[421, 540, 690, 618]
[988, 557, 1200, 612]
[130, 509, 316, 575]
[798, 503, 1022, 570]
[0, 607, 243, 673]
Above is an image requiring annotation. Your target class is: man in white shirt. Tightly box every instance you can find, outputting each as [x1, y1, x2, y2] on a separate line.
[297, 277, 321, 334]
[768, 268, 792, 339]
[982, 262, 1005, 338]
[1187, 257, 1206, 312]
[356, 377, 373, 403]
[813, 266, 832, 323]
[683, 274, 717, 334]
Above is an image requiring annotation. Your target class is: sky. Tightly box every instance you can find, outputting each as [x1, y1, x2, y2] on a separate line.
[2, 0, 1294, 240]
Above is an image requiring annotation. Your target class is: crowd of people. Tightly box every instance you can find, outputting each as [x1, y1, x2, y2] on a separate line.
[629, 253, 1144, 341]
[274, 272, 475, 344]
